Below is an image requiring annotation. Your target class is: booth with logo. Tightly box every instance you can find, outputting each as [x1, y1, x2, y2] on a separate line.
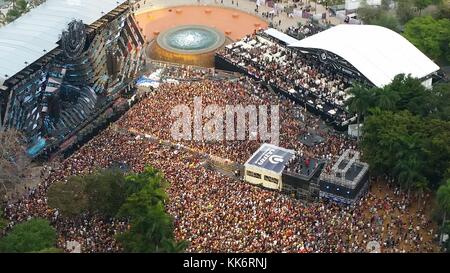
[244, 143, 295, 190]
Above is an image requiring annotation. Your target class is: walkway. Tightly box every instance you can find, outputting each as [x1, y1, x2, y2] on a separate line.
[135, 0, 341, 32]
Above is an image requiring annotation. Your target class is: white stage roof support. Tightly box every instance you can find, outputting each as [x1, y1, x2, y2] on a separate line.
[264, 28, 299, 46]
[289, 24, 440, 87]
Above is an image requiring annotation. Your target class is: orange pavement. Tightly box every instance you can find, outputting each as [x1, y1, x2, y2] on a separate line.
[135, 5, 269, 42]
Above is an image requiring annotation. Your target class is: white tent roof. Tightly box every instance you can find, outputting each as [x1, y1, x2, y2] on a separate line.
[289, 24, 440, 87]
[264, 28, 299, 46]
[0, 0, 126, 86]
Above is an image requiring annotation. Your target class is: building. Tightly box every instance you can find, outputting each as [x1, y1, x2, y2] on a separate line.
[0, 0, 146, 157]
[289, 24, 440, 88]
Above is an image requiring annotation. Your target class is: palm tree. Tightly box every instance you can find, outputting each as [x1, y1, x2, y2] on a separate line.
[393, 145, 425, 197]
[413, 178, 428, 209]
[437, 179, 450, 245]
[345, 82, 375, 141]
[375, 87, 399, 111]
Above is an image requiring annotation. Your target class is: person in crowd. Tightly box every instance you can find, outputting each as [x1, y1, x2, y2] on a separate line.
[2, 59, 438, 254]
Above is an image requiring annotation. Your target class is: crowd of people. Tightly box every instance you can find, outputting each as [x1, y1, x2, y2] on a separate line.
[285, 154, 318, 176]
[217, 32, 353, 124]
[285, 23, 324, 40]
[119, 75, 355, 164]
[2, 127, 439, 253]
[1, 66, 440, 253]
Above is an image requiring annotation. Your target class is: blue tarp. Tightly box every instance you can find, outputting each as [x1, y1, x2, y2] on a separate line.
[27, 137, 46, 157]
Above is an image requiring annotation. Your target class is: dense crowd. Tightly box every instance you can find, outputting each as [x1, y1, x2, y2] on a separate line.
[217, 32, 353, 124]
[286, 23, 324, 39]
[3, 126, 439, 253]
[1, 68, 440, 253]
[119, 77, 355, 164]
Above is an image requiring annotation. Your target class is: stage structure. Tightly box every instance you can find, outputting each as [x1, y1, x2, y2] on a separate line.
[0, 0, 146, 157]
[244, 143, 295, 190]
[289, 24, 440, 88]
[244, 143, 325, 202]
[319, 149, 369, 204]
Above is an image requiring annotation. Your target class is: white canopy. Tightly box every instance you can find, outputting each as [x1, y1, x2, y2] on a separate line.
[264, 28, 299, 46]
[0, 0, 126, 86]
[289, 24, 440, 87]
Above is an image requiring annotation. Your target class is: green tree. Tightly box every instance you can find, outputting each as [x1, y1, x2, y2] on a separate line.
[414, 179, 429, 208]
[358, 3, 383, 24]
[403, 16, 450, 65]
[437, 179, 450, 244]
[124, 166, 165, 197]
[414, 0, 432, 12]
[393, 137, 427, 196]
[5, 0, 29, 23]
[396, 0, 417, 24]
[435, 0, 450, 19]
[0, 218, 56, 253]
[161, 238, 189, 253]
[419, 119, 450, 188]
[384, 74, 432, 117]
[345, 83, 375, 140]
[374, 87, 399, 111]
[0, 211, 7, 232]
[117, 201, 174, 252]
[47, 176, 88, 217]
[413, 0, 441, 14]
[15, 0, 28, 13]
[84, 169, 127, 217]
[372, 13, 400, 31]
[381, 0, 391, 10]
[429, 82, 450, 121]
[362, 109, 416, 174]
[116, 166, 187, 253]
[357, 2, 400, 31]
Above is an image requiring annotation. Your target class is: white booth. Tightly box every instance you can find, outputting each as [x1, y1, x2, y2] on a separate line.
[244, 143, 295, 190]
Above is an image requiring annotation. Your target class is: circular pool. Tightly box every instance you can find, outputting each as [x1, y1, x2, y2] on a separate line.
[157, 25, 225, 55]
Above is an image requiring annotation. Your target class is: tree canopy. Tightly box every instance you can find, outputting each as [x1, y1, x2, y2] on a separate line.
[0, 129, 31, 203]
[48, 169, 128, 217]
[117, 166, 187, 253]
[357, 4, 400, 31]
[0, 211, 7, 233]
[5, 0, 29, 23]
[46, 165, 187, 253]
[47, 175, 89, 217]
[348, 75, 450, 193]
[0, 218, 57, 253]
[403, 16, 450, 65]
[84, 169, 127, 217]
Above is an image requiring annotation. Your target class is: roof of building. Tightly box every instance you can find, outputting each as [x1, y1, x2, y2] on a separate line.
[289, 24, 440, 87]
[245, 143, 295, 174]
[0, 0, 126, 86]
[263, 28, 299, 45]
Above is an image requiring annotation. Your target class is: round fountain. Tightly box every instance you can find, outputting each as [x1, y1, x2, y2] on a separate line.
[151, 25, 226, 67]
